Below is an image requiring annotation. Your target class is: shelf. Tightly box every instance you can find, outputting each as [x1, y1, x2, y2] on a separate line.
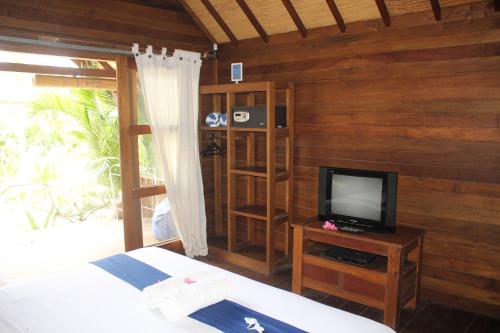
[303, 255, 387, 285]
[200, 126, 227, 131]
[230, 166, 288, 180]
[199, 126, 289, 135]
[207, 238, 288, 275]
[230, 204, 288, 223]
[275, 128, 289, 136]
[200, 82, 271, 94]
[303, 243, 417, 285]
[230, 127, 268, 132]
[208, 237, 287, 263]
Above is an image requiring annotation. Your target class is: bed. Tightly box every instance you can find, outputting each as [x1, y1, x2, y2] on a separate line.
[0, 247, 395, 333]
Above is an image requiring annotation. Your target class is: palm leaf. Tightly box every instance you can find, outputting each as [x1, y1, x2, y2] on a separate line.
[30, 88, 120, 197]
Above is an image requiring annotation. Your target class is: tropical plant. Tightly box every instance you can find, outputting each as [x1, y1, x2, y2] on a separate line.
[0, 125, 20, 179]
[31, 89, 121, 198]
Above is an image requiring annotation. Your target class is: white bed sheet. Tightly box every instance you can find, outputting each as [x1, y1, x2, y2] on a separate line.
[0, 247, 395, 333]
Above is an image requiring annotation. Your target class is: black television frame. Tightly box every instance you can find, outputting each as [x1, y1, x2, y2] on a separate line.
[318, 166, 398, 233]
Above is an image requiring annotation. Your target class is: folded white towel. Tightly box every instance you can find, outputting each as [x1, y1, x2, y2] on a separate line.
[143, 270, 214, 309]
[142, 270, 229, 322]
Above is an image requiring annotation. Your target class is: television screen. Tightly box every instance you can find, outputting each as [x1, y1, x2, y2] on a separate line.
[330, 174, 383, 222]
[318, 166, 398, 233]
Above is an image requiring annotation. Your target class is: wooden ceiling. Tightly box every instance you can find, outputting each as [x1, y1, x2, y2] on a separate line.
[176, 0, 490, 45]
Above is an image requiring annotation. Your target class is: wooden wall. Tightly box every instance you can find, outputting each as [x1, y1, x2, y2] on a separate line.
[0, 0, 210, 52]
[215, 2, 500, 317]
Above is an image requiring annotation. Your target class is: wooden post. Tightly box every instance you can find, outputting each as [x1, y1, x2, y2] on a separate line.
[291, 224, 304, 294]
[384, 247, 404, 328]
[212, 95, 223, 236]
[285, 84, 294, 257]
[227, 92, 236, 252]
[409, 236, 424, 309]
[117, 55, 142, 251]
[246, 133, 256, 244]
[246, 92, 256, 244]
[266, 82, 276, 273]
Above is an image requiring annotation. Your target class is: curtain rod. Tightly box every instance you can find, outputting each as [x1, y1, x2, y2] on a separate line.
[0, 35, 133, 56]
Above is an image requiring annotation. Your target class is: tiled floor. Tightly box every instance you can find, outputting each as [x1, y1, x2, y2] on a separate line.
[197, 255, 500, 333]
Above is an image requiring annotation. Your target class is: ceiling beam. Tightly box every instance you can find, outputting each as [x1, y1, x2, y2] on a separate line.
[326, 0, 346, 33]
[235, 0, 269, 43]
[0, 62, 116, 78]
[98, 61, 115, 72]
[430, 0, 442, 20]
[281, 0, 307, 38]
[375, 0, 390, 27]
[34, 75, 117, 90]
[176, 0, 217, 45]
[200, 0, 238, 46]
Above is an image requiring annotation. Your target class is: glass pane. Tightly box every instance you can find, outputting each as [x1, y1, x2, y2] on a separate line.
[141, 194, 178, 247]
[136, 76, 149, 125]
[138, 134, 163, 187]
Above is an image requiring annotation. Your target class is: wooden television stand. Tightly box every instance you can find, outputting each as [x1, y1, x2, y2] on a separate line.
[292, 220, 425, 329]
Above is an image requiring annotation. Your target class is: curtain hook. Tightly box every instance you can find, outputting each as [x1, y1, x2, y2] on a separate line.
[132, 43, 140, 57]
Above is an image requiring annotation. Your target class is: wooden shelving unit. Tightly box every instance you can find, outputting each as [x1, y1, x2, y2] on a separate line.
[199, 81, 294, 275]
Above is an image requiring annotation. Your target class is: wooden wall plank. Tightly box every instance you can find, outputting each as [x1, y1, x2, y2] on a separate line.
[213, 3, 500, 317]
[0, 0, 210, 52]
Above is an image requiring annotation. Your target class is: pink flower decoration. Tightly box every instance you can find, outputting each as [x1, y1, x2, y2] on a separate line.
[184, 277, 196, 284]
[322, 221, 338, 231]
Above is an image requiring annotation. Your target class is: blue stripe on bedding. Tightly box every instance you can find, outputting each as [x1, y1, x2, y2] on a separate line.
[192, 300, 306, 333]
[91, 254, 306, 333]
[91, 254, 169, 290]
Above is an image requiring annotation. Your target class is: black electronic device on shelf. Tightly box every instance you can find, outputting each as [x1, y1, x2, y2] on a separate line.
[231, 105, 286, 128]
[319, 245, 378, 267]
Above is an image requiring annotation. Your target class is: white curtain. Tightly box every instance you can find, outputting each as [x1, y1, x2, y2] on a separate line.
[133, 44, 207, 258]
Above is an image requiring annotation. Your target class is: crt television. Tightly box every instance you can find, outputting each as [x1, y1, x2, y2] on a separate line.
[318, 167, 398, 233]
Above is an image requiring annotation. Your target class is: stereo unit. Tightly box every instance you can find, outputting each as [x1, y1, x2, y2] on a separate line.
[231, 106, 286, 128]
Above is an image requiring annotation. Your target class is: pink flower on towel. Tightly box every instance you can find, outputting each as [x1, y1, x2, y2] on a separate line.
[322, 221, 338, 231]
[184, 277, 196, 284]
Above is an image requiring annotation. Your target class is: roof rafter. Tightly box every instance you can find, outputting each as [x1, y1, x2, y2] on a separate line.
[176, 0, 217, 45]
[200, 0, 238, 46]
[430, 0, 442, 21]
[326, 0, 345, 33]
[235, 0, 269, 43]
[375, 0, 390, 27]
[281, 0, 307, 38]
